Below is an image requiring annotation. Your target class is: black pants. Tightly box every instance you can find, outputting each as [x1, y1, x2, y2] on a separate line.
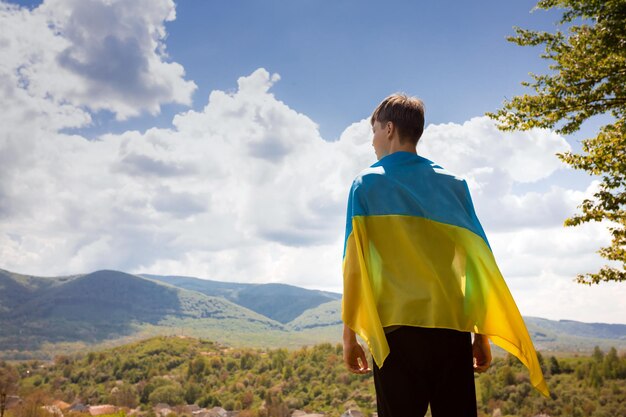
[373, 326, 477, 417]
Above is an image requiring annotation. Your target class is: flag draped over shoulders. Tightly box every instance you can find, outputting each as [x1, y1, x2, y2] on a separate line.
[341, 151, 549, 397]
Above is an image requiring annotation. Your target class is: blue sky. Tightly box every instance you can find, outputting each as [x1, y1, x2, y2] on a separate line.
[12, 0, 563, 139]
[2, 0, 624, 323]
[163, 0, 560, 138]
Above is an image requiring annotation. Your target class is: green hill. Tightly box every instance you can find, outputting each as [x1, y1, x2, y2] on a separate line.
[287, 300, 342, 331]
[0, 269, 284, 355]
[143, 274, 340, 323]
[0, 269, 79, 313]
[1, 267, 625, 360]
[141, 274, 249, 299]
[524, 316, 626, 352]
[526, 316, 626, 340]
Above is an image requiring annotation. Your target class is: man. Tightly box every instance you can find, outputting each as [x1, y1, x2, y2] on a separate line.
[341, 94, 548, 416]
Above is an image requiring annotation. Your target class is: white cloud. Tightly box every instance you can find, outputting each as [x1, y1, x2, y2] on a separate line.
[0, 68, 360, 283]
[0, 0, 195, 122]
[0, 4, 620, 325]
[0, 2, 91, 132]
[417, 117, 581, 232]
[420, 117, 570, 184]
[507, 270, 626, 325]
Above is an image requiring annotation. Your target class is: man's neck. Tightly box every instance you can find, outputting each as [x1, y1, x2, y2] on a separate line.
[388, 140, 417, 155]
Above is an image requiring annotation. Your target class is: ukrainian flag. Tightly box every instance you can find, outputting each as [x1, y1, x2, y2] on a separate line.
[342, 151, 549, 397]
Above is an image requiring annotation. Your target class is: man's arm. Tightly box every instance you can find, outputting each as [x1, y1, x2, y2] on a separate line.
[473, 333, 492, 373]
[343, 324, 371, 374]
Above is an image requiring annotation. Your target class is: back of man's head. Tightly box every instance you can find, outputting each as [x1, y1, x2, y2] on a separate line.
[371, 94, 425, 145]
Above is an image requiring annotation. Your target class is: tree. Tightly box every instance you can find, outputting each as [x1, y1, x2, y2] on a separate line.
[0, 362, 19, 417]
[592, 345, 605, 362]
[488, 0, 626, 284]
[262, 391, 289, 417]
[109, 384, 138, 408]
[549, 356, 562, 375]
[148, 384, 184, 406]
[183, 383, 202, 405]
[11, 394, 48, 417]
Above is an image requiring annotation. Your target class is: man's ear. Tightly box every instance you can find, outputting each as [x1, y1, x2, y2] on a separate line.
[385, 121, 394, 138]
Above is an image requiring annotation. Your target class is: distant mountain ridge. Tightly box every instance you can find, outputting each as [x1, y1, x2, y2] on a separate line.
[1, 267, 625, 360]
[142, 273, 341, 323]
[0, 269, 282, 355]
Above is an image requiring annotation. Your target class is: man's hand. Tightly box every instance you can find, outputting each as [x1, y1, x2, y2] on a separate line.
[343, 324, 371, 374]
[473, 333, 492, 373]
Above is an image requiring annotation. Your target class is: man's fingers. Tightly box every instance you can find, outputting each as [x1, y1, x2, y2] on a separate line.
[347, 358, 370, 374]
[348, 366, 370, 374]
[346, 361, 367, 374]
[474, 363, 490, 373]
[357, 349, 370, 370]
[472, 337, 492, 375]
[343, 342, 371, 374]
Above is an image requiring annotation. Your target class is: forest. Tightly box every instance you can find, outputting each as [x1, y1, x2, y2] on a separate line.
[1, 336, 626, 417]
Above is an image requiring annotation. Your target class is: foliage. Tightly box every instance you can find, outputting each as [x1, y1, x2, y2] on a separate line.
[476, 346, 626, 417]
[0, 362, 19, 417]
[109, 384, 138, 408]
[7, 336, 626, 417]
[487, 0, 626, 284]
[8, 391, 49, 417]
[148, 384, 184, 406]
[11, 337, 374, 417]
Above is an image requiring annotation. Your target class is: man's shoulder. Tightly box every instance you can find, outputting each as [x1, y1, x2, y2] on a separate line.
[352, 165, 386, 187]
[351, 157, 466, 190]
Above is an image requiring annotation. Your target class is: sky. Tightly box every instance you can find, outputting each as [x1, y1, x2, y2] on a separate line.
[1, 0, 624, 324]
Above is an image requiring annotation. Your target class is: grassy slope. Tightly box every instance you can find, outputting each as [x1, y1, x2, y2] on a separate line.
[287, 300, 342, 331]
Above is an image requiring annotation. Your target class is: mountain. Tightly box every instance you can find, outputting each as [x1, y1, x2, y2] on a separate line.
[0, 269, 80, 314]
[142, 274, 341, 323]
[525, 316, 626, 340]
[524, 316, 626, 351]
[0, 269, 282, 355]
[1, 267, 625, 360]
[287, 299, 342, 331]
